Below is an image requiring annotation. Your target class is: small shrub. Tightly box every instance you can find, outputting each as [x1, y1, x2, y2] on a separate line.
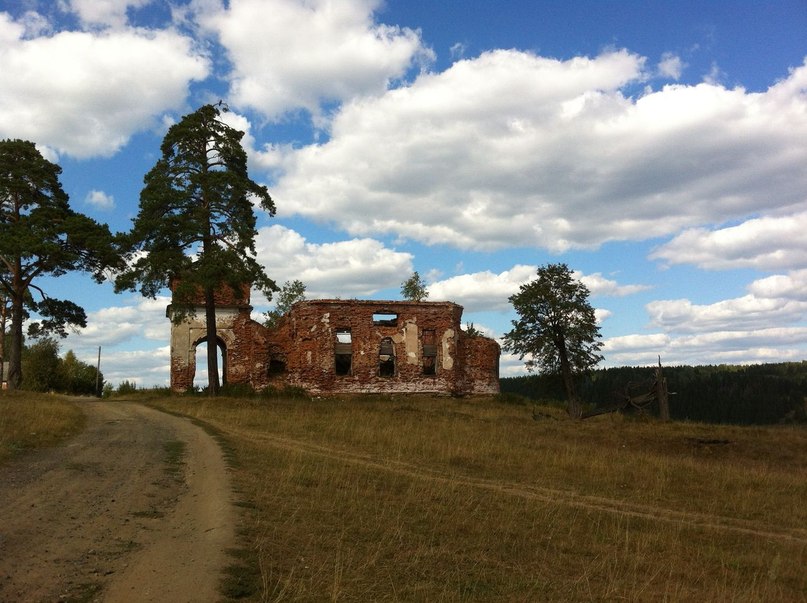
[496, 392, 531, 406]
[117, 380, 137, 395]
[281, 385, 309, 399]
[257, 384, 310, 401]
[219, 383, 256, 398]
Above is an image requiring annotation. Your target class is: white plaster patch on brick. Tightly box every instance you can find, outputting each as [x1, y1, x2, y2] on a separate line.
[442, 328, 455, 370]
[403, 319, 419, 365]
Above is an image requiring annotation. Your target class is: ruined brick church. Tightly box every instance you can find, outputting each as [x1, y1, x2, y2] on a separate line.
[168, 285, 500, 395]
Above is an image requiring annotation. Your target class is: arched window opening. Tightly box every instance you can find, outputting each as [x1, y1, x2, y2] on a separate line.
[379, 337, 395, 377]
[268, 358, 286, 376]
[267, 345, 286, 376]
[194, 339, 226, 389]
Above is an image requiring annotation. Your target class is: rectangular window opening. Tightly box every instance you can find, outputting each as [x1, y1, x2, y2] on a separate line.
[335, 328, 352, 376]
[422, 329, 437, 376]
[379, 337, 395, 377]
[372, 312, 398, 327]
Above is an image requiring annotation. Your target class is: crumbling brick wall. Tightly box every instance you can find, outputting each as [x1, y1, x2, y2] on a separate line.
[264, 299, 500, 395]
[460, 336, 501, 395]
[168, 291, 500, 395]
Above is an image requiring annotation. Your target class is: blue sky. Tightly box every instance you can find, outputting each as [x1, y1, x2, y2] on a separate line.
[1, 0, 806, 387]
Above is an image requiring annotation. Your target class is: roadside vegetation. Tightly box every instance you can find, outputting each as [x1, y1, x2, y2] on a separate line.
[120, 390, 807, 602]
[19, 338, 103, 395]
[0, 392, 85, 463]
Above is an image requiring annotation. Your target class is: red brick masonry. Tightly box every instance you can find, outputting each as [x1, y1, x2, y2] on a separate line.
[168, 291, 500, 395]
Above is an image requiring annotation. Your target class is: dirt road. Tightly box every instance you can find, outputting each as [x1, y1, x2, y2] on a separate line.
[0, 400, 235, 603]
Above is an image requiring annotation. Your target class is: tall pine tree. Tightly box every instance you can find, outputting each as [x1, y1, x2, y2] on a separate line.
[0, 139, 117, 390]
[116, 104, 276, 395]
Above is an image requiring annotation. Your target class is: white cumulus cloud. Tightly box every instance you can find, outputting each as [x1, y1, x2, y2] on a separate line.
[84, 189, 115, 210]
[272, 50, 807, 252]
[201, 0, 433, 120]
[428, 265, 537, 312]
[0, 13, 209, 157]
[577, 272, 652, 297]
[650, 212, 807, 271]
[657, 52, 684, 80]
[646, 295, 807, 334]
[66, 296, 171, 349]
[427, 265, 648, 313]
[253, 225, 413, 301]
[602, 329, 807, 367]
[604, 268, 807, 366]
[64, 0, 152, 29]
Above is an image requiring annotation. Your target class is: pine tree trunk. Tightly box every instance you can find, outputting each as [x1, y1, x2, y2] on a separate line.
[7, 290, 24, 391]
[0, 299, 6, 364]
[204, 285, 219, 397]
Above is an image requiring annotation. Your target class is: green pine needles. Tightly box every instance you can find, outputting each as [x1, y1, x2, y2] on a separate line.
[115, 104, 278, 395]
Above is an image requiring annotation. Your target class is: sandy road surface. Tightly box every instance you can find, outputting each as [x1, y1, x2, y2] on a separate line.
[0, 400, 235, 603]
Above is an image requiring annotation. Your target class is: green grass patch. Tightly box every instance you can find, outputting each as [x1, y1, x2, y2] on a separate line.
[131, 507, 165, 519]
[0, 392, 86, 463]
[162, 439, 186, 481]
[220, 547, 262, 600]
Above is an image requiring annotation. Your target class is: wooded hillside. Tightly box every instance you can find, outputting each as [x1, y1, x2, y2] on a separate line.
[501, 362, 807, 425]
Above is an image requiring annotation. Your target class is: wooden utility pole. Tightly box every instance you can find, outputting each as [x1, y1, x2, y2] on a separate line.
[656, 356, 670, 422]
[96, 346, 102, 397]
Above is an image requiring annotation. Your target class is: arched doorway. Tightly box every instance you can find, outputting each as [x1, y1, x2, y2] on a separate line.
[193, 337, 227, 390]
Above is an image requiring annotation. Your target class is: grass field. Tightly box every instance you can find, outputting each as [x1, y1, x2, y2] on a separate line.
[140, 393, 807, 602]
[4, 390, 806, 601]
[0, 391, 85, 463]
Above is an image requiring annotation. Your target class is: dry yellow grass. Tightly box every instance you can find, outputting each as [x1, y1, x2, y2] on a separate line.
[0, 391, 86, 463]
[141, 393, 807, 602]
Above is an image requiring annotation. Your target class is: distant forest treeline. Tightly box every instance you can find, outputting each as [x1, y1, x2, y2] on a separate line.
[500, 362, 807, 425]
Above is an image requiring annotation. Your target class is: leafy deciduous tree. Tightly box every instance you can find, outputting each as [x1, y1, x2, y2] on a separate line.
[264, 279, 306, 329]
[21, 337, 61, 392]
[0, 139, 118, 390]
[401, 271, 429, 302]
[502, 263, 603, 418]
[19, 340, 102, 395]
[115, 104, 276, 396]
[60, 349, 104, 396]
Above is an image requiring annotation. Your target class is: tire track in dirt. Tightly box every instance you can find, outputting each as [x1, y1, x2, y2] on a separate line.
[0, 401, 235, 603]
[222, 426, 807, 545]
